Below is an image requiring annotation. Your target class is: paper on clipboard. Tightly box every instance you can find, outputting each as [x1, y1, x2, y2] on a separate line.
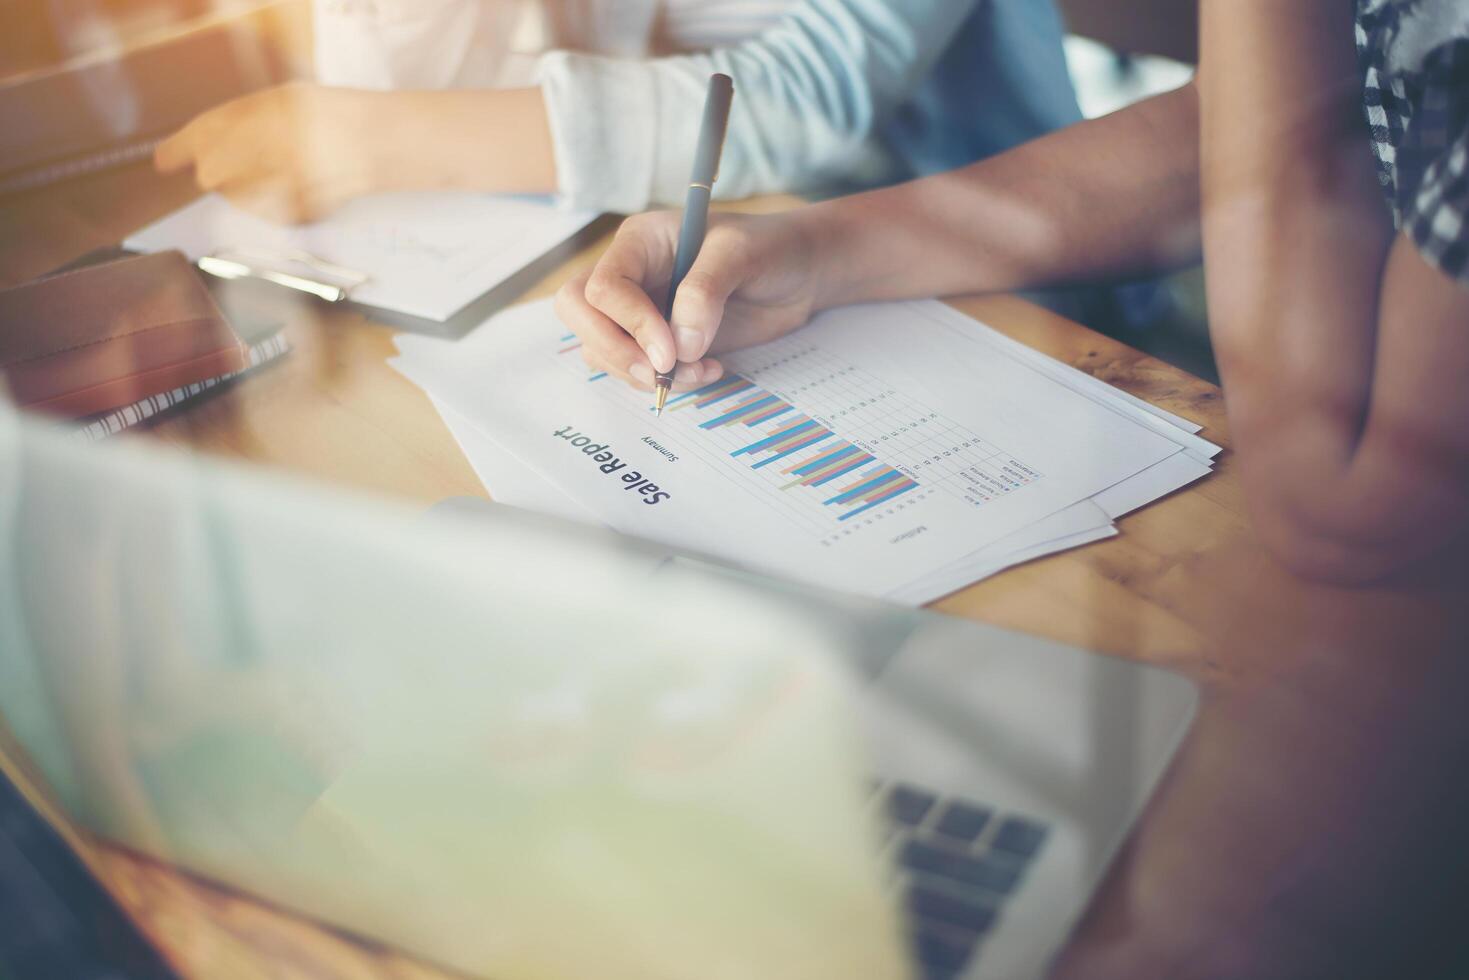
[125, 192, 598, 322]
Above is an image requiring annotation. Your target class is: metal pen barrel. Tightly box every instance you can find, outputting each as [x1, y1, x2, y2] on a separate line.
[654, 73, 734, 409]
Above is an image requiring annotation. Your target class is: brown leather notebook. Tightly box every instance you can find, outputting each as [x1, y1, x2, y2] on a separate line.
[0, 250, 248, 419]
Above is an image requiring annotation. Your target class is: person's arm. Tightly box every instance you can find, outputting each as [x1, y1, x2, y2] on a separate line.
[154, 83, 556, 224]
[156, 0, 992, 220]
[538, 0, 984, 212]
[800, 80, 1202, 305]
[1199, 0, 1469, 583]
[557, 83, 1202, 388]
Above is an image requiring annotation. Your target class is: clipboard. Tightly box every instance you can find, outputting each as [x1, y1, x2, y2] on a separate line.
[122, 195, 617, 340]
[184, 214, 615, 339]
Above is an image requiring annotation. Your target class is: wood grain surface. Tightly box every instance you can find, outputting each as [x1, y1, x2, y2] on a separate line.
[3, 165, 1466, 979]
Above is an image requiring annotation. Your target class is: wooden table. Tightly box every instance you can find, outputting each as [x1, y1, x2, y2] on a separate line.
[3, 164, 1467, 979]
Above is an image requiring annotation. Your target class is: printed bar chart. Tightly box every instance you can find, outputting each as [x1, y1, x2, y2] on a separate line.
[549, 330, 1044, 542]
[673, 376, 922, 521]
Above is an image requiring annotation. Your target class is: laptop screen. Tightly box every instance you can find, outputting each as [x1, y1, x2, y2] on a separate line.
[0, 403, 908, 979]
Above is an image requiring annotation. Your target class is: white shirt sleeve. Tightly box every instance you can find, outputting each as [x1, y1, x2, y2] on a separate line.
[538, 0, 981, 212]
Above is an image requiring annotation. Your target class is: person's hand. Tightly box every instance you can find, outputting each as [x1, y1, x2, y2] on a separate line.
[154, 83, 384, 224]
[555, 210, 828, 390]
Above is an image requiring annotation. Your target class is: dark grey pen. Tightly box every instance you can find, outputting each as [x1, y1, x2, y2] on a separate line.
[653, 73, 734, 416]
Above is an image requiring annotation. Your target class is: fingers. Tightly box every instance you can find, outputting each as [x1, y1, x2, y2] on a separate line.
[154, 101, 231, 176]
[153, 127, 194, 174]
[581, 214, 679, 374]
[668, 222, 748, 362]
[218, 179, 320, 226]
[154, 108, 235, 187]
[556, 273, 723, 391]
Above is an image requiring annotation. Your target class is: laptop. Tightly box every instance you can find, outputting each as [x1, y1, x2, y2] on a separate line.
[0, 405, 1196, 980]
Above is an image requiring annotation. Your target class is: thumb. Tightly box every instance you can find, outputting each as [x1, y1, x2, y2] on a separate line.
[669, 264, 734, 363]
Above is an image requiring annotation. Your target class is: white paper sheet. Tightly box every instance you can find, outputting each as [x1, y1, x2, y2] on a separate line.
[1092, 451, 1215, 519]
[417, 307, 1219, 606]
[432, 394, 1115, 602]
[433, 396, 1205, 604]
[931, 301, 1209, 435]
[432, 396, 598, 526]
[893, 453, 1215, 602]
[392, 299, 1187, 600]
[914, 302, 1222, 460]
[125, 192, 597, 322]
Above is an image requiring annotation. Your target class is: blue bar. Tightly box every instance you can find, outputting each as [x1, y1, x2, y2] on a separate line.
[700, 394, 780, 429]
[744, 404, 794, 426]
[560, 332, 575, 341]
[587, 372, 607, 382]
[751, 432, 832, 469]
[837, 481, 918, 521]
[731, 419, 817, 456]
[808, 454, 876, 486]
[792, 444, 857, 476]
[824, 469, 904, 505]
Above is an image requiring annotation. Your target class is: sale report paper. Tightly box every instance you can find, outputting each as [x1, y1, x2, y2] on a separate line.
[393, 300, 1186, 600]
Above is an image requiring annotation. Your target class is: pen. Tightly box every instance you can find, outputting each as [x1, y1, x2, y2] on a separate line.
[653, 73, 735, 415]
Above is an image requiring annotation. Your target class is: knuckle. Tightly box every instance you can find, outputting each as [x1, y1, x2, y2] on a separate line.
[621, 212, 655, 235]
[628, 317, 660, 346]
[195, 161, 223, 188]
[677, 273, 715, 306]
[582, 271, 615, 308]
[193, 113, 228, 142]
[710, 221, 752, 262]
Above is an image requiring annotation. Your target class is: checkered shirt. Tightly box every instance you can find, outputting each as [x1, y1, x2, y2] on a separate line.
[1357, 0, 1469, 284]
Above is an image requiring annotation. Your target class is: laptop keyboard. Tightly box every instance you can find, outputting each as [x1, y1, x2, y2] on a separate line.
[0, 768, 177, 979]
[876, 781, 1051, 980]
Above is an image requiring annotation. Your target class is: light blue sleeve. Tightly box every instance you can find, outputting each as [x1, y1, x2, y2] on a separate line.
[538, 0, 983, 212]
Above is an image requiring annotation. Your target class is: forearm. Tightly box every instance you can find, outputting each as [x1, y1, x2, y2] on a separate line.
[800, 82, 1202, 309]
[1201, 0, 1386, 451]
[1200, 0, 1469, 581]
[371, 88, 557, 196]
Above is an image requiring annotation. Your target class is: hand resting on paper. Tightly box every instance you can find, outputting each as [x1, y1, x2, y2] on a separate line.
[554, 210, 829, 391]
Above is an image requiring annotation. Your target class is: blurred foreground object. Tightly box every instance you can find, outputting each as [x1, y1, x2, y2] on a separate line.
[0, 400, 1196, 979]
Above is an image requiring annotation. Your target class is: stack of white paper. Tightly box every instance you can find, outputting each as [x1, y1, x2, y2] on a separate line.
[392, 299, 1219, 605]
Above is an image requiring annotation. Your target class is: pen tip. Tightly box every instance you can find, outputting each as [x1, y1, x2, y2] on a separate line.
[653, 384, 669, 416]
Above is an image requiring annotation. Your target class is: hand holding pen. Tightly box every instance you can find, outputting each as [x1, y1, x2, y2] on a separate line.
[555, 74, 829, 398]
[652, 74, 735, 414]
